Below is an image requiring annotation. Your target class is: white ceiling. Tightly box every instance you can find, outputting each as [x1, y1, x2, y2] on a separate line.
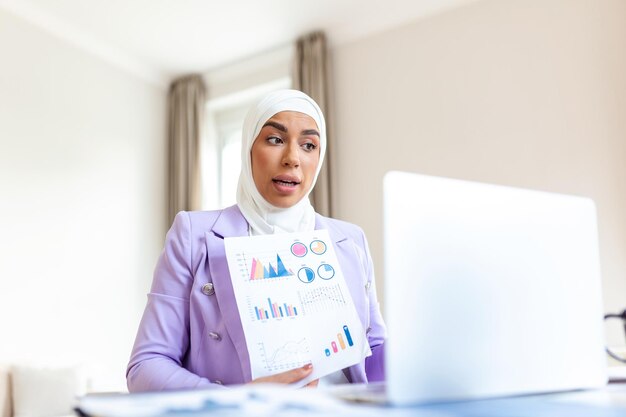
[0, 0, 477, 87]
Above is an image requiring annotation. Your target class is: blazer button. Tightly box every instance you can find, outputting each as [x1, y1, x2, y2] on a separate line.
[208, 331, 222, 341]
[201, 283, 215, 296]
[366, 326, 372, 334]
[365, 281, 371, 291]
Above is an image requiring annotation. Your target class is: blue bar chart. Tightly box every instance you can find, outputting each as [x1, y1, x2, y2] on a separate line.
[253, 297, 298, 321]
[324, 325, 354, 357]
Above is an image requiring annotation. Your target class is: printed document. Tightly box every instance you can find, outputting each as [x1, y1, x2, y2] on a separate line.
[225, 230, 370, 384]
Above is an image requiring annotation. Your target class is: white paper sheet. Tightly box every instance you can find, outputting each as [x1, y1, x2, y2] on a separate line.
[225, 230, 370, 384]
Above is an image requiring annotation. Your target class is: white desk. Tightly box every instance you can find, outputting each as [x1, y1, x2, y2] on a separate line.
[77, 383, 626, 417]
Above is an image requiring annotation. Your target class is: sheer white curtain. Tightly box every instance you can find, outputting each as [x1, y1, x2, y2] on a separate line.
[292, 31, 333, 217]
[167, 74, 207, 225]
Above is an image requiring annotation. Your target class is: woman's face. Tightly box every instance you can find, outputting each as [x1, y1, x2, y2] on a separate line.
[251, 111, 321, 208]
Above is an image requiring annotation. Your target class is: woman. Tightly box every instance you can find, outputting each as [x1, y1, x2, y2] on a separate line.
[127, 90, 385, 391]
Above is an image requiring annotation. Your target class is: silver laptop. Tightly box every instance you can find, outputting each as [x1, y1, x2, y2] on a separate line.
[382, 171, 607, 405]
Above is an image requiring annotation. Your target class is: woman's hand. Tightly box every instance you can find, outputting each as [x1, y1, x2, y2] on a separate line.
[249, 363, 318, 387]
[303, 378, 319, 388]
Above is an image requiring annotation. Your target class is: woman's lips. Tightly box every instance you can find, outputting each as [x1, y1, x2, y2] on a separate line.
[272, 176, 301, 193]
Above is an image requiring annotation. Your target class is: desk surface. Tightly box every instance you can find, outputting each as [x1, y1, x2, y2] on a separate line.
[76, 383, 626, 417]
[392, 384, 626, 417]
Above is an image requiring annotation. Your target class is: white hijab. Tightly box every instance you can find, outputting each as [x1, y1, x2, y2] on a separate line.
[236, 89, 326, 235]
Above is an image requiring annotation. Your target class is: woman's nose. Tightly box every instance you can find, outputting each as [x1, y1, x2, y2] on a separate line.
[281, 142, 300, 167]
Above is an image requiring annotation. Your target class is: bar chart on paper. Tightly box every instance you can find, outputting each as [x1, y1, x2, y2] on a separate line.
[250, 297, 299, 321]
[324, 325, 354, 357]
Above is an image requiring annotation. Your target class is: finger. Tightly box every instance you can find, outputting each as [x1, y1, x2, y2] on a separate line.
[271, 363, 313, 384]
[303, 379, 319, 388]
[250, 363, 313, 384]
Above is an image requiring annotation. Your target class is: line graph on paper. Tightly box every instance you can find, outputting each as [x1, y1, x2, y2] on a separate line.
[257, 338, 311, 372]
[297, 284, 347, 314]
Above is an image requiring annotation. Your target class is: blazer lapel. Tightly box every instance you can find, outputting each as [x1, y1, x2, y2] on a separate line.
[205, 206, 252, 382]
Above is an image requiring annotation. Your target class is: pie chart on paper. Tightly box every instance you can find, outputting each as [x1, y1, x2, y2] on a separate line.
[291, 242, 308, 257]
[310, 240, 327, 255]
[297, 267, 315, 283]
[317, 263, 335, 280]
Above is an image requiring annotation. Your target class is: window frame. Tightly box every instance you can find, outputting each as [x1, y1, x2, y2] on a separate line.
[202, 46, 293, 210]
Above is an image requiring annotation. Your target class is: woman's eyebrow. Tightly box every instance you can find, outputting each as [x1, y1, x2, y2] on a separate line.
[263, 121, 287, 132]
[263, 121, 320, 137]
[301, 129, 320, 137]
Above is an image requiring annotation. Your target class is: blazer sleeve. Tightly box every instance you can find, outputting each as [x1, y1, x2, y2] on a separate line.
[360, 230, 387, 382]
[126, 212, 220, 392]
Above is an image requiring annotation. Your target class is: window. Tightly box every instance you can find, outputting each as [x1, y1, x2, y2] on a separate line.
[201, 46, 292, 210]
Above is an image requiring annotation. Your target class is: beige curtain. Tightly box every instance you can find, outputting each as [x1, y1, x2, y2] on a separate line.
[292, 31, 333, 217]
[167, 74, 206, 225]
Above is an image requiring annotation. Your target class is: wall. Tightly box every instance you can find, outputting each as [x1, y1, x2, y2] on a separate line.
[332, 0, 626, 345]
[0, 9, 166, 390]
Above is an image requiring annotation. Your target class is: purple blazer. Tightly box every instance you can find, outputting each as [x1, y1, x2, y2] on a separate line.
[127, 205, 386, 391]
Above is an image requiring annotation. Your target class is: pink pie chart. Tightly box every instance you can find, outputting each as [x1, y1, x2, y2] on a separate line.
[291, 242, 308, 257]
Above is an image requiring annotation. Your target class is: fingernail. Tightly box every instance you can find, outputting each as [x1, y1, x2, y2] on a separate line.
[303, 363, 313, 370]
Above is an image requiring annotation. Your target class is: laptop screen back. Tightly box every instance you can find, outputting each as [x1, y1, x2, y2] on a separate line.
[383, 171, 607, 405]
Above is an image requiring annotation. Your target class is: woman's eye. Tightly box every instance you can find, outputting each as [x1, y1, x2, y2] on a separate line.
[267, 136, 283, 145]
[302, 142, 318, 152]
